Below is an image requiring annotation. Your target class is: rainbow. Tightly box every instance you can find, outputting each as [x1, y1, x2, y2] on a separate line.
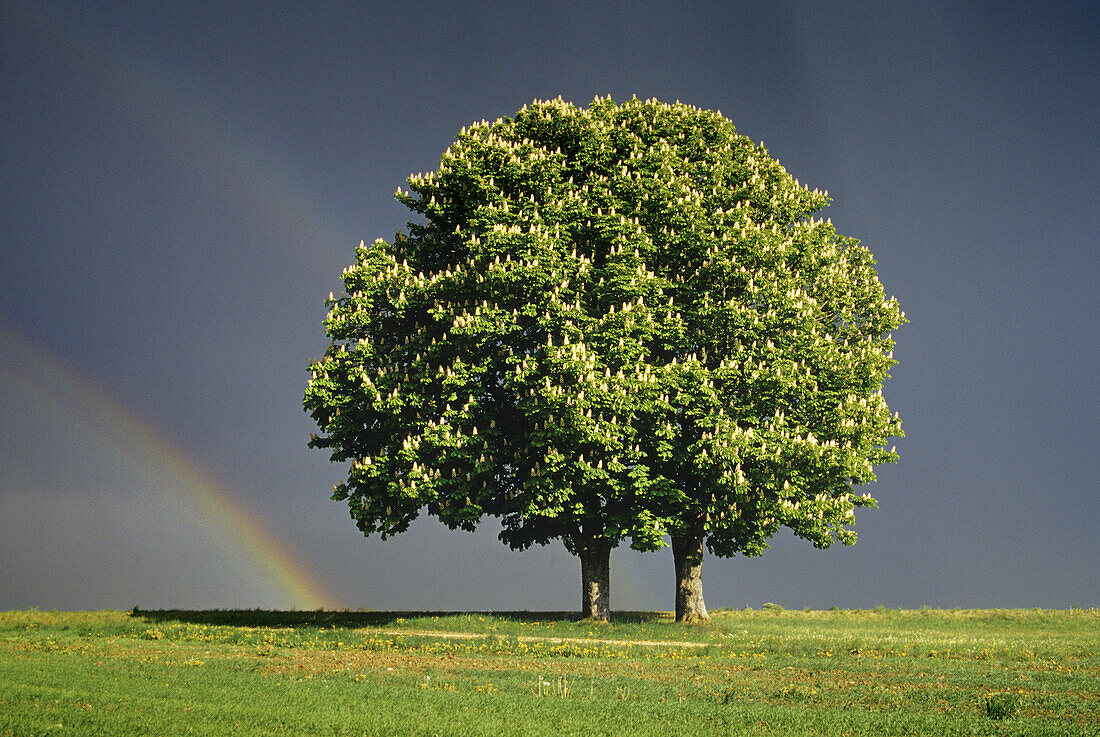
[1, 323, 340, 610]
[0, 4, 361, 609]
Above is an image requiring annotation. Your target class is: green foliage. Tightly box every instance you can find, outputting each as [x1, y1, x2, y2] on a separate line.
[304, 95, 904, 562]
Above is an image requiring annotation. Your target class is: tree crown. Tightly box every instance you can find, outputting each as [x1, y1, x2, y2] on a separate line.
[305, 96, 904, 557]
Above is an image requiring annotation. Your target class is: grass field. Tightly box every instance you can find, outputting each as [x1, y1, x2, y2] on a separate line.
[1, 607, 1096, 736]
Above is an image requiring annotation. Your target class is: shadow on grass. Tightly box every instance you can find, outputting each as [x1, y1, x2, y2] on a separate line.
[130, 608, 673, 629]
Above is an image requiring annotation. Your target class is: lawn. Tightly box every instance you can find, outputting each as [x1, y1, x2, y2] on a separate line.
[1, 607, 1095, 736]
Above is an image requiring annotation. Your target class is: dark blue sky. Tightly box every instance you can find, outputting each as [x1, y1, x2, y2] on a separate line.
[2, 0, 1097, 611]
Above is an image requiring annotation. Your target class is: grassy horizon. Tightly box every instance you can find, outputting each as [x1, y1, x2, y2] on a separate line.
[2, 607, 1096, 735]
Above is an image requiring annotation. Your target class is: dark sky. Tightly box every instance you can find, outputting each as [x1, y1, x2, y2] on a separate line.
[2, 0, 1097, 612]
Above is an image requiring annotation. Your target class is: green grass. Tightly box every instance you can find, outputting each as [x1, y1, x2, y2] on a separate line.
[1, 608, 1096, 736]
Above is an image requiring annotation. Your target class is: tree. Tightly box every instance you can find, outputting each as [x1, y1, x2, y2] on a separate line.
[304, 96, 904, 622]
[640, 146, 905, 622]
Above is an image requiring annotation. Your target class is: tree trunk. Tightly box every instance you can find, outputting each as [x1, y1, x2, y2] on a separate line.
[577, 535, 612, 622]
[672, 521, 710, 624]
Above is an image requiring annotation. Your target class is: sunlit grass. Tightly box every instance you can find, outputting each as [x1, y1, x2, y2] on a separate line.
[1, 608, 1095, 736]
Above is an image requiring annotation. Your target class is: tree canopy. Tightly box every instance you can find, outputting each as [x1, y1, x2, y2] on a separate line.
[304, 96, 904, 621]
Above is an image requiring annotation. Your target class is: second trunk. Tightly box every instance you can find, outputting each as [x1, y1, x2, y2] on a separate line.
[672, 523, 709, 623]
[577, 535, 612, 621]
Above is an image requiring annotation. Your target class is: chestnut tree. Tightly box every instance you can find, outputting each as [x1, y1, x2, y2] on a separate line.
[304, 96, 904, 621]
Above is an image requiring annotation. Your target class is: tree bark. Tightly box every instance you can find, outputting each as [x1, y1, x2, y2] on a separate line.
[577, 534, 612, 622]
[672, 520, 710, 624]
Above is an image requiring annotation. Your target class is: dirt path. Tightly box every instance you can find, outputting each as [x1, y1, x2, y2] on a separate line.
[370, 628, 711, 648]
